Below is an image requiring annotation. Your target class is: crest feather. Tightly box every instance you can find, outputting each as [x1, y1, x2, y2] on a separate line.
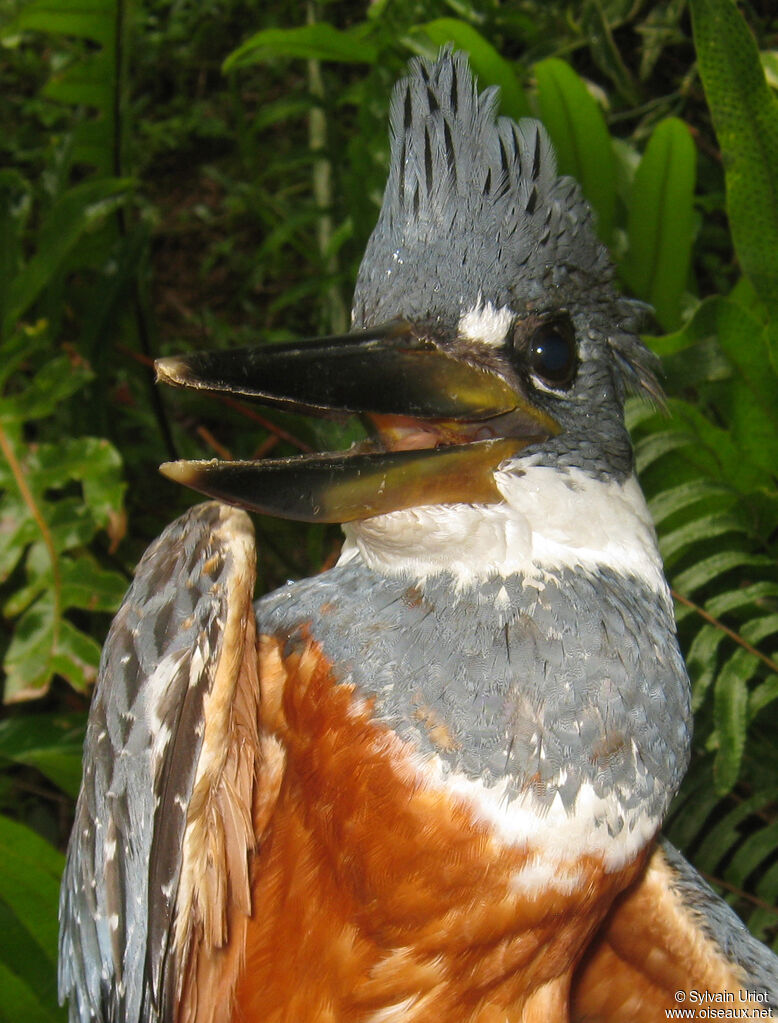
[352, 48, 663, 405]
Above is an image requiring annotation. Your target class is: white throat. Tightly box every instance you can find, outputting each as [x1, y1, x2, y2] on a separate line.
[338, 463, 668, 597]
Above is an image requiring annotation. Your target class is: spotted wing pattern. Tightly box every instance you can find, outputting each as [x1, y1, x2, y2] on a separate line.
[59, 503, 258, 1023]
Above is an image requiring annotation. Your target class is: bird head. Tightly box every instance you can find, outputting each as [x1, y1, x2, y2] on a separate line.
[156, 50, 660, 527]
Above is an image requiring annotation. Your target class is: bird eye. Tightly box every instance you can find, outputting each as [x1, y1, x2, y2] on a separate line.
[526, 319, 577, 390]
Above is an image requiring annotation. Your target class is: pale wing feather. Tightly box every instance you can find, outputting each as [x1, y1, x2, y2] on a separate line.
[59, 502, 260, 1023]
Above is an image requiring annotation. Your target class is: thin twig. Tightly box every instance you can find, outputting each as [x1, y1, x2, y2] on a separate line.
[11, 777, 73, 807]
[252, 435, 280, 459]
[671, 589, 778, 676]
[195, 426, 232, 460]
[701, 870, 778, 918]
[218, 396, 314, 452]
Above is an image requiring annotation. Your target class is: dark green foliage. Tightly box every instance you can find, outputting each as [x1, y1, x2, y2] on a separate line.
[0, 815, 64, 1022]
[1, 0, 777, 1013]
[535, 56, 617, 241]
[622, 116, 697, 328]
[690, 0, 778, 318]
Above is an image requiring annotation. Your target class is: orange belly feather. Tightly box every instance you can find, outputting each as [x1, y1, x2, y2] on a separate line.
[227, 636, 648, 1023]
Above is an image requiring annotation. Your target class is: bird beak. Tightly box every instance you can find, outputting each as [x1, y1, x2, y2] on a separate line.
[155, 321, 560, 522]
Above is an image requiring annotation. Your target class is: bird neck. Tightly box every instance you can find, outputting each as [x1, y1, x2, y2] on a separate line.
[338, 464, 669, 600]
[260, 477, 692, 880]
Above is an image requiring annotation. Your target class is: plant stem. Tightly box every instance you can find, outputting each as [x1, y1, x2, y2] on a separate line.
[307, 2, 348, 335]
[672, 589, 778, 675]
[0, 423, 61, 683]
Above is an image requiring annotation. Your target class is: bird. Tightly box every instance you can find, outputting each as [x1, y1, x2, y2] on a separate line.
[58, 49, 778, 1023]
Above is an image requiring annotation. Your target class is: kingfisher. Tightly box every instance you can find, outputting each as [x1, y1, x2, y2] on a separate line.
[59, 51, 777, 1022]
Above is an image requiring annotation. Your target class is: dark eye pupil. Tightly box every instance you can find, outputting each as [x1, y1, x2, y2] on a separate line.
[528, 324, 576, 387]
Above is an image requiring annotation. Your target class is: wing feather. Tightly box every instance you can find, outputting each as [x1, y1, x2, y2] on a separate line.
[59, 502, 260, 1023]
[572, 838, 778, 1021]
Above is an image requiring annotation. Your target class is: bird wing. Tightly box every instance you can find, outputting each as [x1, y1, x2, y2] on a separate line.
[59, 502, 266, 1023]
[571, 837, 778, 1020]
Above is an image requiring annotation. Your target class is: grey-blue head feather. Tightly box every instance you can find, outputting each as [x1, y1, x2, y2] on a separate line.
[352, 49, 661, 450]
[354, 50, 606, 323]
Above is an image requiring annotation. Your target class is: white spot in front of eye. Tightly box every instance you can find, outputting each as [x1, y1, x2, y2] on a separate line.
[458, 297, 513, 347]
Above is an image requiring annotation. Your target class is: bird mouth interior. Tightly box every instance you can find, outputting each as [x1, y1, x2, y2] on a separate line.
[155, 321, 559, 523]
[367, 413, 506, 452]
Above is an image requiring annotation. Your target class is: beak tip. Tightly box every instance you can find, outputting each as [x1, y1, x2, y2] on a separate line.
[155, 356, 192, 386]
[159, 459, 206, 485]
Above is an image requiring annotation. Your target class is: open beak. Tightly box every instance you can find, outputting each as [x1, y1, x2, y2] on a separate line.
[155, 321, 559, 522]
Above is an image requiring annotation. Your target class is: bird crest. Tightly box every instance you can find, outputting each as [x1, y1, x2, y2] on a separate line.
[353, 49, 661, 404]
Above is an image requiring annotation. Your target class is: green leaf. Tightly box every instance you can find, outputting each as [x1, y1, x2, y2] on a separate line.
[713, 648, 752, 792]
[1, 0, 114, 46]
[3, 178, 132, 338]
[762, 51, 778, 91]
[648, 296, 720, 356]
[665, 760, 722, 850]
[0, 714, 85, 797]
[45, 49, 116, 172]
[0, 497, 36, 584]
[44, 499, 96, 554]
[622, 117, 697, 329]
[634, 429, 694, 473]
[706, 581, 778, 617]
[0, 816, 64, 1022]
[533, 58, 615, 240]
[0, 426, 124, 699]
[412, 19, 530, 121]
[0, 356, 92, 423]
[690, 0, 778, 315]
[749, 675, 778, 720]
[647, 479, 732, 526]
[3, 598, 101, 701]
[0, 331, 50, 398]
[713, 298, 778, 474]
[673, 552, 770, 596]
[59, 557, 127, 614]
[3, 0, 127, 175]
[51, 619, 102, 692]
[638, 0, 689, 82]
[581, 0, 639, 105]
[755, 859, 778, 924]
[224, 24, 379, 71]
[686, 624, 728, 710]
[253, 97, 315, 131]
[741, 612, 778, 645]
[692, 790, 776, 871]
[651, 398, 765, 495]
[0, 815, 63, 955]
[0, 171, 32, 334]
[659, 512, 744, 565]
[0, 958, 63, 1023]
[3, 572, 47, 618]
[31, 437, 125, 528]
[3, 599, 59, 702]
[44, 47, 113, 108]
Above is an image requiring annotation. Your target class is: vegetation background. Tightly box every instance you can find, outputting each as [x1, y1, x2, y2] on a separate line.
[1, 0, 778, 1016]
